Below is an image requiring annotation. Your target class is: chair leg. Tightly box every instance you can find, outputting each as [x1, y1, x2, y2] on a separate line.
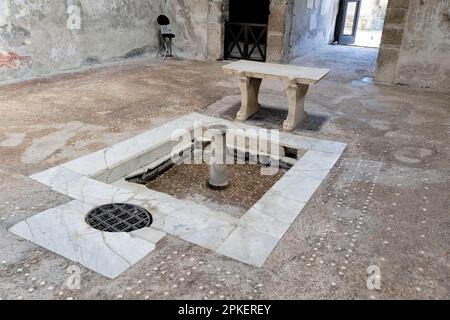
[163, 39, 169, 60]
[157, 35, 162, 58]
[169, 38, 173, 57]
[157, 36, 174, 60]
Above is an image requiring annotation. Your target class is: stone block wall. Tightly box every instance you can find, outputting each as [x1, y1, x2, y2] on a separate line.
[266, 0, 292, 62]
[375, 0, 450, 92]
[374, 0, 410, 84]
[206, 0, 226, 61]
[395, 0, 450, 91]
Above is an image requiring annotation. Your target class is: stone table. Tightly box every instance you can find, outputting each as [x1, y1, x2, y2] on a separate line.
[223, 60, 330, 131]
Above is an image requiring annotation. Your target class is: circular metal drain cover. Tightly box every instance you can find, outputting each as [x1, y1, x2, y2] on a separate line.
[85, 203, 152, 233]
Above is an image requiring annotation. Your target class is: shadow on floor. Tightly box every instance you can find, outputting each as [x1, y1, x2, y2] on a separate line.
[208, 102, 328, 132]
[291, 45, 379, 83]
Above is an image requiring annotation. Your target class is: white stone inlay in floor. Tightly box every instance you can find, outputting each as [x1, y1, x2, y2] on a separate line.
[9, 113, 346, 278]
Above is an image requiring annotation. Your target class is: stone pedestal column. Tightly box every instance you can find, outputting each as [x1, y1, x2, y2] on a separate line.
[207, 124, 228, 190]
[283, 82, 309, 131]
[236, 76, 263, 121]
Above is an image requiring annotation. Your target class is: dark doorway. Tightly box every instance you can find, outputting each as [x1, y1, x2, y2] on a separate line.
[335, 0, 362, 45]
[335, 0, 388, 47]
[229, 0, 270, 24]
[224, 0, 270, 62]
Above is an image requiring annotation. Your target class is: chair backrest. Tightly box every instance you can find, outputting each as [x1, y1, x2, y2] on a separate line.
[157, 15, 170, 26]
[160, 25, 172, 35]
[157, 14, 174, 37]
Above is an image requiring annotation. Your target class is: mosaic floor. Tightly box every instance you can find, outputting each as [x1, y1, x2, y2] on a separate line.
[8, 113, 346, 278]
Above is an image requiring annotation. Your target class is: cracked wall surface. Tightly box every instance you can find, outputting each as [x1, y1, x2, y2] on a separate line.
[289, 0, 340, 59]
[0, 0, 211, 83]
[2, 0, 449, 92]
[395, 0, 450, 91]
[375, 0, 450, 92]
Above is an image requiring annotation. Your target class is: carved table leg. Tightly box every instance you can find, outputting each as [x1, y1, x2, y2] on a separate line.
[283, 82, 309, 132]
[236, 76, 263, 121]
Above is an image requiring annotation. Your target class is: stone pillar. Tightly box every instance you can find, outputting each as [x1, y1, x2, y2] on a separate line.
[207, 0, 227, 60]
[266, 0, 292, 63]
[374, 0, 410, 84]
[207, 124, 229, 190]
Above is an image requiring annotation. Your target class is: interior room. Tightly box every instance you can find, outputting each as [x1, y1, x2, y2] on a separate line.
[0, 0, 448, 302]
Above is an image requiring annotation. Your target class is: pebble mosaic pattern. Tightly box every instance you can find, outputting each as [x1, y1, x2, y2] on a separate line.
[302, 158, 383, 289]
[0, 156, 438, 300]
[0, 247, 267, 300]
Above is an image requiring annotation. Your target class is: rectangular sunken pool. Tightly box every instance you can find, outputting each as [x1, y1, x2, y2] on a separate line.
[124, 136, 298, 219]
[9, 113, 346, 278]
[128, 160, 290, 219]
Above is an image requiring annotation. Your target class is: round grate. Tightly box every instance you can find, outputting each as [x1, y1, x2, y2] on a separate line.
[85, 203, 152, 233]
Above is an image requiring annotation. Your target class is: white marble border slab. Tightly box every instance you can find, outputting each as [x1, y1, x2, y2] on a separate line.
[10, 113, 346, 276]
[9, 200, 164, 279]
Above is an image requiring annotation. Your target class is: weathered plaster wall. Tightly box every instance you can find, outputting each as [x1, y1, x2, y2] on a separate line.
[375, 0, 450, 92]
[395, 0, 450, 91]
[0, 0, 210, 83]
[289, 0, 339, 59]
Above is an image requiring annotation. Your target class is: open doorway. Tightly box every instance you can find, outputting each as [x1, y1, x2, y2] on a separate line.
[224, 0, 271, 61]
[288, 0, 409, 84]
[335, 0, 388, 48]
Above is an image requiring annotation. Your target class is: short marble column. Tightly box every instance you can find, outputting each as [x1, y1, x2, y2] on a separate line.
[207, 124, 229, 190]
[236, 76, 263, 121]
[283, 82, 309, 132]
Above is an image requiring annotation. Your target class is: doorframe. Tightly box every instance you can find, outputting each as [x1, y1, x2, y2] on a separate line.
[224, 22, 268, 62]
[206, 0, 289, 62]
[223, 0, 270, 62]
[334, 0, 362, 45]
